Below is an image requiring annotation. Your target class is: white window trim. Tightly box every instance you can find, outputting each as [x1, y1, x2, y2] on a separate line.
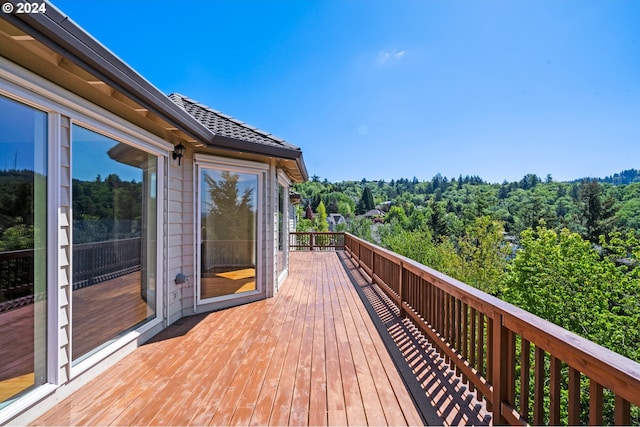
[276, 171, 291, 285]
[194, 154, 268, 306]
[0, 91, 58, 424]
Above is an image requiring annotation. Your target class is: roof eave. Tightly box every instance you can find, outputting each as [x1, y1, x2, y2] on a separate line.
[2, 3, 215, 144]
[211, 134, 309, 182]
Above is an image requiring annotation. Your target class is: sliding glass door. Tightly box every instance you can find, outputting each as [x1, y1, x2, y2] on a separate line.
[0, 95, 47, 406]
[71, 125, 157, 363]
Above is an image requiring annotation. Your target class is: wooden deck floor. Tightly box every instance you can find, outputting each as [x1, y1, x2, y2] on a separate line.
[31, 252, 424, 426]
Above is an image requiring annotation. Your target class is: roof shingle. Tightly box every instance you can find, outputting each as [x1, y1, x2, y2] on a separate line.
[168, 93, 301, 152]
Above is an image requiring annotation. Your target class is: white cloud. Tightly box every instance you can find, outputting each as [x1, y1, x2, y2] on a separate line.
[377, 48, 406, 64]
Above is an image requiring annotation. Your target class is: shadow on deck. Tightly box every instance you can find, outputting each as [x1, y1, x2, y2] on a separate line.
[336, 251, 491, 426]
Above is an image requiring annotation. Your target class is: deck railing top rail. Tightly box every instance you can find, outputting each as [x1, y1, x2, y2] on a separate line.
[343, 232, 640, 426]
[289, 231, 345, 251]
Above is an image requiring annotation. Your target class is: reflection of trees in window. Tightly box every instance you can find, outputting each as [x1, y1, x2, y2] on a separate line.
[0, 170, 42, 250]
[72, 174, 143, 243]
[204, 171, 255, 241]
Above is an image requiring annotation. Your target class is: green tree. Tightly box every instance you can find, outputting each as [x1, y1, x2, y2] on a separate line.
[0, 223, 33, 251]
[347, 216, 373, 242]
[502, 226, 640, 360]
[385, 206, 408, 228]
[578, 179, 618, 243]
[427, 200, 448, 242]
[204, 171, 255, 241]
[456, 216, 510, 295]
[357, 187, 375, 214]
[315, 200, 329, 232]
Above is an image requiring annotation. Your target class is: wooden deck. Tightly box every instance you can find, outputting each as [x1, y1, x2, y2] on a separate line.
[31, 252, 425, 426]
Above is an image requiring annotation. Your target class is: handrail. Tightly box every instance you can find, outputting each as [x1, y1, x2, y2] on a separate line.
[0, 248, 34, 310]
[289, 232, 345, 251]
[344, 232, 640, 425]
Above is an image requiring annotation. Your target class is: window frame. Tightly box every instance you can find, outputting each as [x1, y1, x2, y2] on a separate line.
[194, 154, 268, 306]
[276, 171, 291, 286]
[68, 121, 164, 370]
[68, 121, 166, 378]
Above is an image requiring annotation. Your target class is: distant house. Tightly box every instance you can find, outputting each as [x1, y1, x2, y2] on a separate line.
[363, 208, 384, 218]
[326, 213, 346, 231]
[0, 8, 307, 424]
[377, 201, 393, 212]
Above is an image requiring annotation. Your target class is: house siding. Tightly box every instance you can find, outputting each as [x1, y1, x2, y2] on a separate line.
[58, 115, 72, 384]
[167, 150, 196, 322]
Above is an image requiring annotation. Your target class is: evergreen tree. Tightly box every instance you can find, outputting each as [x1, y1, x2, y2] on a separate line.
[315, 200, 329, 232]
[204, 171, 255, 241]
[357, 187, 375, 214]
[578, 180, 618, 243]
[427, 200, 448, 242]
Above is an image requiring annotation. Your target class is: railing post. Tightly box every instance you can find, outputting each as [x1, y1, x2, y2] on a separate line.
[371, 248, 375, 285]
[492, 312, 508, 425]
[309, 232, 314, 251]
[398, 261, 405, 318]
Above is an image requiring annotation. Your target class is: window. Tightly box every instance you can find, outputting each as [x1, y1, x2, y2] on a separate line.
[277, 182, 287, 278]
[71, 125, 157, 363]
[198, 165, 260, 301]
[0, 95, 47, 406]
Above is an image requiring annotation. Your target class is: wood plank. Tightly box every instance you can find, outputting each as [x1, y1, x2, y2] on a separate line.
[132, 301, 263, 426]
[249, 261, 307, 426]
[308, 256, 328, 426]
[337, 251, 488, 426]
[327, 254, 368, 426]
[322, 255, 348, 427]
[332, 255, 386, 425]
[288, 258, 316, 426]
[267, 258, 312, 426]
[228, 260, 301, 425]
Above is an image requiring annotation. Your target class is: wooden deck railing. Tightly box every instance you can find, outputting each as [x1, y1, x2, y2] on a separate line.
[72, 237, 141, 290]
[289, 232, 345, 251]
[0, 248, 34, 310]
[344, 233, 640, 426]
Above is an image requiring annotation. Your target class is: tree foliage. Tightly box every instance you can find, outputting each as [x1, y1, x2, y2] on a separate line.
[204, 171, 255, 241]
[292, 170, 640, 371]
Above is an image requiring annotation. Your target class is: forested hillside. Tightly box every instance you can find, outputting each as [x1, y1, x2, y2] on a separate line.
[294, 171, 640, 362]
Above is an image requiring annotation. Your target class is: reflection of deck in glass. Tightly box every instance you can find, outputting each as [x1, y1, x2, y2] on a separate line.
[0, 271, 151, 401]
[200, 240, 256, 299]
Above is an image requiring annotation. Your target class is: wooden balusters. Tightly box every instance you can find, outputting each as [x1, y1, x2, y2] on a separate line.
[589, 381, 603, 426]
[549, 356, 562, 425]
[343, 233, 640, 426]
[568, 366, 581, 425]
[520, 339, 531, 423]
[533, 346, 545, 426]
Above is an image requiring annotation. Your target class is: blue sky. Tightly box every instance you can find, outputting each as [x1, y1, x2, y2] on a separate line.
[53, 0, 640, 184]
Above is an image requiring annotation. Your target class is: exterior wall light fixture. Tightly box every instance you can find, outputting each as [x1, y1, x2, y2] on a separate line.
[172, 143, 186, 165]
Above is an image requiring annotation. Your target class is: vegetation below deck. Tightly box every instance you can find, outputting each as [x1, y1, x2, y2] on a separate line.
[294, 170, 640, 363]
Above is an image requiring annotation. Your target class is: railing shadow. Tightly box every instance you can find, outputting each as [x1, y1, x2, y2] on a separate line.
[337, 250, 492, 426]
